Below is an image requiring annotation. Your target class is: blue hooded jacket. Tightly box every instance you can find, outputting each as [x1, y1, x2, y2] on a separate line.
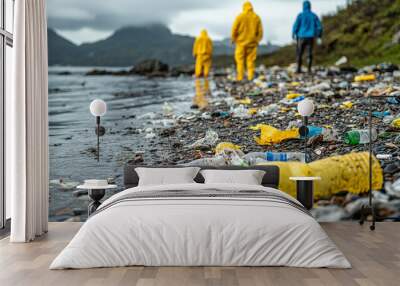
[292, 1, 323, 39]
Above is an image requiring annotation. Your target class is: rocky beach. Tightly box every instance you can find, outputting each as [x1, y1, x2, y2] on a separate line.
[49, 63, 400, 223]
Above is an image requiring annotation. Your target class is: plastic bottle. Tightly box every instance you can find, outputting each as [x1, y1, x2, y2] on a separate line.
[242, 152, 267, 165]
[344, 129, 378, 145]
[265, 152, 306, 163]
[303, 126, 323, 138]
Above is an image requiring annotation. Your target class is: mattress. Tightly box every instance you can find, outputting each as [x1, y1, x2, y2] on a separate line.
[50, 183, 351, 269]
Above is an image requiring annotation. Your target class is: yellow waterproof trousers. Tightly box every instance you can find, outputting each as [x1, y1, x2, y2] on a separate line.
[194, 79, 210, 110]
[195, 55, 212, 78]
[235, 44, 257, 81]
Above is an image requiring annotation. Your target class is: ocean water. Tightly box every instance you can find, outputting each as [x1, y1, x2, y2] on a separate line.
[48, 66, 199, 221]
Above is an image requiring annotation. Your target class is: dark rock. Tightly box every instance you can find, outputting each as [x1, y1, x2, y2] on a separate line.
[130, 59, 169, 76]
[170, 65, 195, 77]
[86, 69, 128, 76]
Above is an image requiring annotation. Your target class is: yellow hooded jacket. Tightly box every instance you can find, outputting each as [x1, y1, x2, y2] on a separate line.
[193, 30, 213, 57]
[231, 2, 263, 47]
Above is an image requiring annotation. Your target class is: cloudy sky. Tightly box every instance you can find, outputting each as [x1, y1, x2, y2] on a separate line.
[47, 0, 347, 46]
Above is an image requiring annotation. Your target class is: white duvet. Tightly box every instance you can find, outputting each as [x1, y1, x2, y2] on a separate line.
[50, 183, 351, 269]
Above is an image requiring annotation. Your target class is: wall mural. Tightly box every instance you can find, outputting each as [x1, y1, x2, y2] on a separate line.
[48, 0, 400, 223]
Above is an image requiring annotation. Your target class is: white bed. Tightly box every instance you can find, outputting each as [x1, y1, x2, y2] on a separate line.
[50, 183, 351, 269]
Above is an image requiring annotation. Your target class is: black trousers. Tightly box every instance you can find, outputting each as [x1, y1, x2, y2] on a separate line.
[296, 38, 314, 73]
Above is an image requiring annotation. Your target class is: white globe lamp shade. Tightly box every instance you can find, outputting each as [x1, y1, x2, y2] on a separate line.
[298, 99, 315, 117]
[90, 99, 107, 117]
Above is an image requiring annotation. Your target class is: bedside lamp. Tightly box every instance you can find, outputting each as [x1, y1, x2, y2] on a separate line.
[298, 99, 315, 163]
[90, 99, 107, 162]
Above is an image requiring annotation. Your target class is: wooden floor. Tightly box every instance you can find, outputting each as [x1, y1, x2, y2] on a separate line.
[0, 222, 399, 286]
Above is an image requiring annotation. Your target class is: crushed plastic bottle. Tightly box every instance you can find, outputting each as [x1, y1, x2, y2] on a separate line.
[344, 129, 378, 145]
[301, 126, 323, 138]
[242, 152, 268, 165]
[265, 152, 306, 163]
[298, 126, 338, 141]
[187, 129, 219, 148]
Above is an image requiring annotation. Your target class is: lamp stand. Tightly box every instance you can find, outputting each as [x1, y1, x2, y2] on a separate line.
[304, 116, 309, 164]
[299, 116, 310, 164]
[96, 116, 100, 162]
[359, 95, 376, 231]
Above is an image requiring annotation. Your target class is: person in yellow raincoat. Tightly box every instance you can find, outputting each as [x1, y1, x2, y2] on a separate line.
[193, 29, 213, 78]
[231, 1, 263, 81]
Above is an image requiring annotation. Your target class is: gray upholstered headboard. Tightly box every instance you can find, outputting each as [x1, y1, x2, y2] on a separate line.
[123, 165, 280, 189]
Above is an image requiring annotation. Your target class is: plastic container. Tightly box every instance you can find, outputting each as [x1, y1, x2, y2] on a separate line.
[344, 129, 378, 145]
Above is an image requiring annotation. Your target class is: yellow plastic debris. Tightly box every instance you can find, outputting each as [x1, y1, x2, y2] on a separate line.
[248, 108, 258, 115]
[215, 142, 241, 155]
[280, 107, 291, 112]
[258, 152, 383, 198]
[237, 97, 252, 105]
[291, 82, 301, 87]
[286, 93, 302, 100]
[354, 74, 376, 82]
[340, 101, 353, 109]
[250, 124, 299, 145]
[391, 118, 400, 128]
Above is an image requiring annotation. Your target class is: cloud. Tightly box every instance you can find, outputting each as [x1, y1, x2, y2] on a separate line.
[48, 0, 347, 45]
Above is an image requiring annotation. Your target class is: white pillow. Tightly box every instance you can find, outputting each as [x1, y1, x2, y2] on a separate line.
[200, 169, 266, 185]
[135, 167, 200, 186]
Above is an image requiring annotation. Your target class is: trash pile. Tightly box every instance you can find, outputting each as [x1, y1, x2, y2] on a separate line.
[152, 62, 400, 221]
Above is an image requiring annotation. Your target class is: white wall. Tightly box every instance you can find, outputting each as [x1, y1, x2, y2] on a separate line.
[5, 44, 12, 219]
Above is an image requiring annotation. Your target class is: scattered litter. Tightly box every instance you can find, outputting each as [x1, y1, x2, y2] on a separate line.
[250, 124, 299, 145]
[186, 129, 219, 149]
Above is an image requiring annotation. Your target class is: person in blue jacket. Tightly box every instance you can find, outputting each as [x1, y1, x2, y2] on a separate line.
[292, 0, 323, 73]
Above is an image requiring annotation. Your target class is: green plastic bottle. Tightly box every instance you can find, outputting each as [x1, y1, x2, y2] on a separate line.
[344, 129, 377, 145]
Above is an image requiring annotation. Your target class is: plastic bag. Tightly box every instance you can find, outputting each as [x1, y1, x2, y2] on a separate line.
[250, 124, 299, 145]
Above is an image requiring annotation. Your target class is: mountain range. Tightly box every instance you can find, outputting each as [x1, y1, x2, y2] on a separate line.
[48, 25, 279, 67]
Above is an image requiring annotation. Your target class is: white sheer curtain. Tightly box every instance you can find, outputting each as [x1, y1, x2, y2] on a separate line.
[8, 0, 49, 242]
